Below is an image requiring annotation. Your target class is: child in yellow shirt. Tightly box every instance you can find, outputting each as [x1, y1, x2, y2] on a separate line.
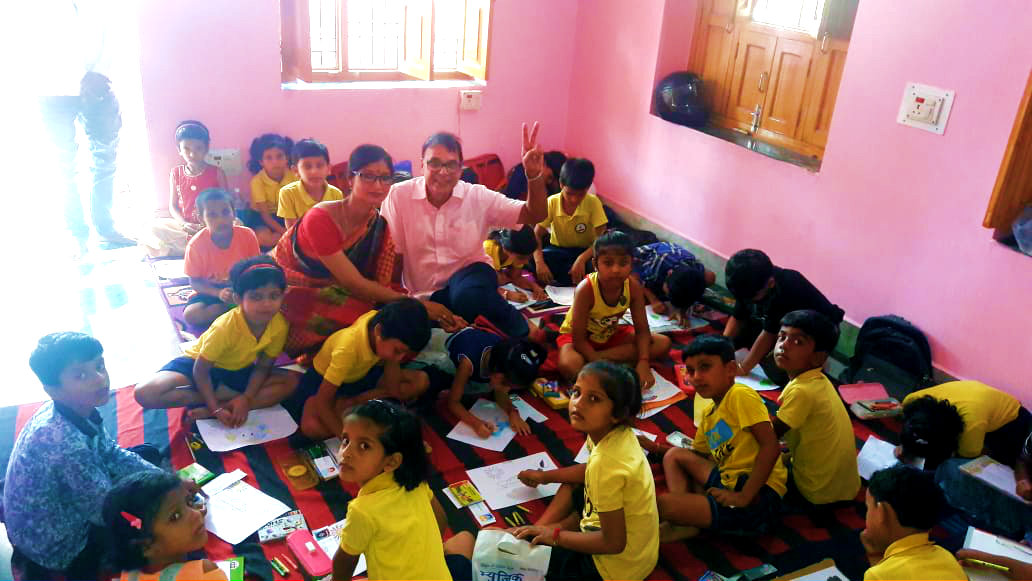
[861, 465, 966, 580]
[658, 335, 787, 539]
[533, 158, 608, 286]
[332, 400, 474, 580]
[484, 226, 547, 302]
[242, 133, 297, 248]
[135, 256, 297, 426]
[556, 231, 671, 388]
[513, 361, 659, 581]
[771, 310, 860, 506]
[297, 299, 432, 439]
[277, 139, 344, 228]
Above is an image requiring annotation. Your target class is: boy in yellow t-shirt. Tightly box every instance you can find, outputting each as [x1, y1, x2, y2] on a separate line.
[533, 158, 608, 286]
[658, 336, 787, 540]
[900, 380, 1029, 469]
[296, 299, 432, 439]
[277, 139, 344, 228]
[771, 310, 860, 506]
[861, 465, 965, 580]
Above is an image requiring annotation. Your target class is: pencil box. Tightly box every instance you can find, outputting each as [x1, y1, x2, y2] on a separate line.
[531, 378, 569, 410]
[849, 398, 902, 419]
[287, 529, 332, 579]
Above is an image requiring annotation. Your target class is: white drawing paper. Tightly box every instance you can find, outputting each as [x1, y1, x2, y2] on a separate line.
[960, 456, 1024, 500]
[446, 399, 516, 452]
[509, 394, 548, 423]
[962, 526, 1032, 581]
[856, 436, 900, 480]
[502, 284, 536, 308]
[313, 518, 367, 576]
[466, 452, 561, 510]
[641, 369, 683, 405]
[621, 304, 709, 333]
[152, 259, 187, 280]
[202, 470, 290, 545]
[788, 562, 850, 581]
[544, 285, 575, 306]
[196, 404, 298, 452]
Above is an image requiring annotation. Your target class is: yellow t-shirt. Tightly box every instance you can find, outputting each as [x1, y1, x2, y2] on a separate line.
[250, 169, 299, 209]
[863, 533, 966, 580]
[277, 181, 344, 220]
[483, 239, 527, 271]
[312, 310, 381, 386]
[338, 472, 451, 581]
[184, 308, 288, 371]
[581, 426, 659, 581]
[559, 272, 630, 343]
[693, 383, 788, 496]
[538, 192, 607, 248]
[777, 369, 860, 504]
[903, 381, 1022, 458]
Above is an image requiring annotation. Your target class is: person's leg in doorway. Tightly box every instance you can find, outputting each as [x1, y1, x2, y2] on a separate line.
[80, 79, 133, 247]
[39, 96, 88, 254]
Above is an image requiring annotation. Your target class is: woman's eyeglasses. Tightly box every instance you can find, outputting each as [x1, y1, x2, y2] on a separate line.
[353, 171, 394, 185]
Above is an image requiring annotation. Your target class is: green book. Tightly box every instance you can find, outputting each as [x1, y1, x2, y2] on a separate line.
[216, 557, 244, 581]
[176, 462, 215, 485]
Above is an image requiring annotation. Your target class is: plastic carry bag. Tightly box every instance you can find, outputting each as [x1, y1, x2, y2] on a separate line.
[472, 529, 552, 581]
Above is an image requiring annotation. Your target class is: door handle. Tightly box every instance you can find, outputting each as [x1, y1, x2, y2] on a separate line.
[820, 32, 830, 53]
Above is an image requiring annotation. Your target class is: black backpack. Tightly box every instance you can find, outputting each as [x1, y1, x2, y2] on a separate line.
[841, 315, 934, 400]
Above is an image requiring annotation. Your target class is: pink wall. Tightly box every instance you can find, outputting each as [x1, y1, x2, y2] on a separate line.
[135, 0, 579, 204]
[565, 0, 1032, 404]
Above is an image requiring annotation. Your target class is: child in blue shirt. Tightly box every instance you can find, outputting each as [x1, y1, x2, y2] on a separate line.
[445, 327, 546, 438]
[633, 241, 716, 319]
[2, 333, 165, 581]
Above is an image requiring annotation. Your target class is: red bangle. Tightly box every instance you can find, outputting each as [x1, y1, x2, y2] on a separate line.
[552, 527, 561, 546]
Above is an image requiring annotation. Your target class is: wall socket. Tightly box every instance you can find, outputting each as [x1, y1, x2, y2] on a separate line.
[206, 148, 243, 175]
[460, 90, 482, 111]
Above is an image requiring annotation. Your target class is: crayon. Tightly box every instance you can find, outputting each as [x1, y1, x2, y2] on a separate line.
[280, 553, 297, 570]
[270, 558, 288, 576]
[963, 559, 1010, 573]
[516, 504, 531, 513]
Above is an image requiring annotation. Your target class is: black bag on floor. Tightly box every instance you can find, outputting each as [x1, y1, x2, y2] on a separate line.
[841, 315, 934, 400]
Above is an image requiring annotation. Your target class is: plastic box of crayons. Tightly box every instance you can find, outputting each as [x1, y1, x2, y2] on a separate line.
[531, 378, 569, 410]
[302, 439, 341, 481]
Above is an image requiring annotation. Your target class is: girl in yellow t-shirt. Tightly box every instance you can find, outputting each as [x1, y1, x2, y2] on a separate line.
[332, 400, 474, 580]
[557, 230, 671, 388]
[103, 471, 226, 581]
[242, 133, 298, 249]
[485, 226, 548, 303]
[512, 361, 660, 581]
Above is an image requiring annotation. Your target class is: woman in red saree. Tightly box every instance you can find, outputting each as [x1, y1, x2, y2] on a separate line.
[271, 144, 462, 358]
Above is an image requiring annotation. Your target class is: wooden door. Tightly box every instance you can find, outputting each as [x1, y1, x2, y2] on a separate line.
[760, 36, 814, 138]
[799, 0, 857, 147]
[726, 28, 777, 126]
[691, 0, 741, 115]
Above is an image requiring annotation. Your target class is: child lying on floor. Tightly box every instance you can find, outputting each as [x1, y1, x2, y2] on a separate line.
[135, 256, 297, 426]
[445, 326, 547, 437]
[485, 226, 547, 302]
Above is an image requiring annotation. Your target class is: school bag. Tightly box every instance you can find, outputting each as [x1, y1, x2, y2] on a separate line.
[841, 315, 934, 400]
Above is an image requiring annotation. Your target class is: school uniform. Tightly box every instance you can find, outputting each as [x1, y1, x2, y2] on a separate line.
[777, 369, 861, 505]
[446, 327, 502, 383]
[160, 307, 288, 391]
[483, 239, 528, 271]
[538, 193, 607, 285]
[557, 273, 634, 350]
[339, 472, 469, 580]
[863, 533, 966, 580]
[904, 381, 1029, 465]
[276, 181, 344, 220]
[240, 169, 297, 229]
[693, 383, 787, 534]
[633, 241, 705, 300]
[297, 310, 385, 398]
[183, 226, 261, 309]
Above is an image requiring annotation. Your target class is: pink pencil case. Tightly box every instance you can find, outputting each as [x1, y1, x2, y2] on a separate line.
[287, 529, 332, 578]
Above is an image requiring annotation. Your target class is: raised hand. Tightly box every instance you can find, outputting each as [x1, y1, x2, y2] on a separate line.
[521, 122, 544, 179]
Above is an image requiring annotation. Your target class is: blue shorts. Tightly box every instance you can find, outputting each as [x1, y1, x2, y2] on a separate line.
[159, 356, 255, 393]
[445, 554, 473, 581]
[296, 364, 386, 399]
[704, 467, 782, 536]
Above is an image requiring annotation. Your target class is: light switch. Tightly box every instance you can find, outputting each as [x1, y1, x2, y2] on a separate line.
[459, 90, 482, 111]
[897, 83, 954, 135]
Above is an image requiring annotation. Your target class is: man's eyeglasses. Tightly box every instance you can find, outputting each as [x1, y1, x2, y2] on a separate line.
[425, 159, 462, 173]
[353, 171, 394, 185]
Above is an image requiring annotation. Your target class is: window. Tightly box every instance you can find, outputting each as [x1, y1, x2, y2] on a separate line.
[686, 0, 859, 163]
[281, 0, 491, 83]
[984, 70, 1032, 243]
